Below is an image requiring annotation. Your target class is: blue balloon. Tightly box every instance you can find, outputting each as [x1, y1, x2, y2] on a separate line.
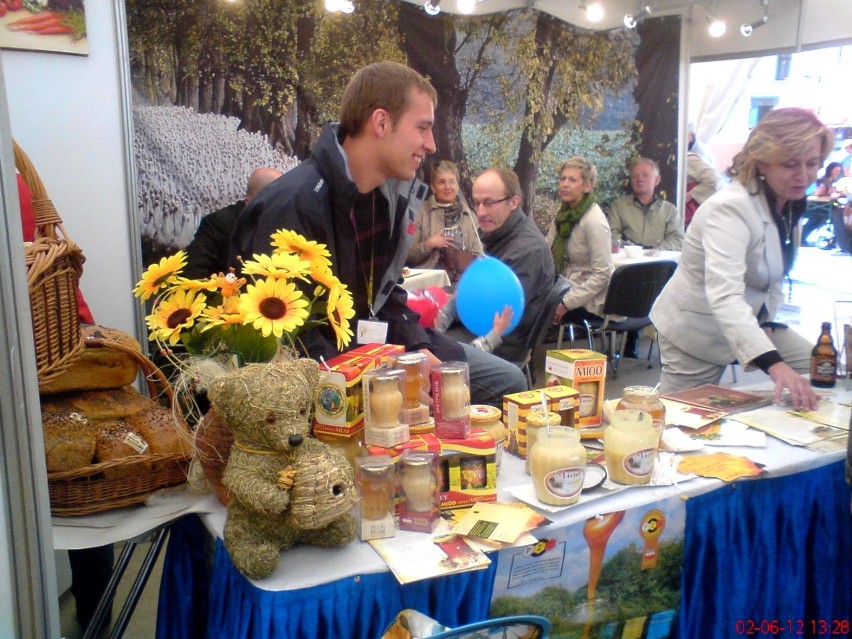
[456, 256, 525, 337]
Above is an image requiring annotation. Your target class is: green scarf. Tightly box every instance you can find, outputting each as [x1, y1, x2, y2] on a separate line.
[551, 192, 596, 269]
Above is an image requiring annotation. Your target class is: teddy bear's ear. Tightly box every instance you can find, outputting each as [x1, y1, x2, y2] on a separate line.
[296, 358, 321, 388]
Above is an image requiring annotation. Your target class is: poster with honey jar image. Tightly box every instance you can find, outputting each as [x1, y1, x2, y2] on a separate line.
[490, 494, 686, 639]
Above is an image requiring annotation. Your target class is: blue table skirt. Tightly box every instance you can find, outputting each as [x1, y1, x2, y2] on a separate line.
[677, 460, 852, 638]
[157, 517, 498, 639]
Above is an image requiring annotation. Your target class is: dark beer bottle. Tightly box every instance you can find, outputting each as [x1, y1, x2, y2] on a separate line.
[810, 322, 837, 388]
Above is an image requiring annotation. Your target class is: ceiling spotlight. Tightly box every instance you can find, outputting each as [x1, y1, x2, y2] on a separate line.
[707, 17, 726, 38]
[457, 0, 476, 14]
[325, 0, 343, 11]
[582, 1, 604, 23]
[424, 0, 441, 15]
[740, 15, 767, 36]
[740, 0, 770, 37]
[624, 5, 651, 29]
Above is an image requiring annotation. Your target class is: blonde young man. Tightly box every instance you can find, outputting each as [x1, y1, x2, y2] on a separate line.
[231, 61, 525, 405]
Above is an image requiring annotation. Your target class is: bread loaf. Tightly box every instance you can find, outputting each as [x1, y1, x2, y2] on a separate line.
[42, 412, 96, 472]
[126, 404, 193, 456]
[94, 420, 153, 478]
[39, 325, 142, 395]
[67, 386, 155, 420]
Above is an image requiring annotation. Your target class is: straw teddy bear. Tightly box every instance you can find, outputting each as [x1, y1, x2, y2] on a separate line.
[208, 359, 358, 580]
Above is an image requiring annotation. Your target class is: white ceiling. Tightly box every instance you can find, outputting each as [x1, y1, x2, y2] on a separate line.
[402, 0, 852, 61]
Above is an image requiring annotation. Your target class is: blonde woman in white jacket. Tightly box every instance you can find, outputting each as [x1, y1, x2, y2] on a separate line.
[650, 108, 834, 410]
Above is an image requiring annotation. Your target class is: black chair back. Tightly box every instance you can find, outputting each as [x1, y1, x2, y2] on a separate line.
[602, 261, 677, 319]
[517, 276, 571, 386]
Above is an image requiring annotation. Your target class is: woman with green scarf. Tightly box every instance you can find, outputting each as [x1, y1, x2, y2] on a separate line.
[547, 156, 614, 325]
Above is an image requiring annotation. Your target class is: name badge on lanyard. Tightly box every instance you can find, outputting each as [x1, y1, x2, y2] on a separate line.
[357, 319, 388, 344]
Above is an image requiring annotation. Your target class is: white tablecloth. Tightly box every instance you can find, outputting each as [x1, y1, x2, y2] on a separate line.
[612, 249, 680, 268]
[400, 268, 451, 292]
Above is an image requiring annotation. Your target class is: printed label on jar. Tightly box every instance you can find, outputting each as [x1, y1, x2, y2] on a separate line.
[622, 449, 655, 478]
[544, 467, 585, 499]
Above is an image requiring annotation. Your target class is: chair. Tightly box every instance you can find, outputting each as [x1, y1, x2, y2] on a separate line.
[556, 261, 677, 378]
[426, 614, 552, 638]
[515, 276, 571, 387]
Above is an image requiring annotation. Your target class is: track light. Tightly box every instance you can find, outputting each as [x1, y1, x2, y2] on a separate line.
[740, 15, 767, 36]
[424, 0, 441, 15]
[580, 0, 604, 23]
[707, 17, 726, 37]
[457, 0, 476, 14]
[740, 0, 770, 37]
[624, 5, 651, 29]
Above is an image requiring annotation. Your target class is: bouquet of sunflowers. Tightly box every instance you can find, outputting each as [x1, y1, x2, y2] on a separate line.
[133, 229, 355, 367]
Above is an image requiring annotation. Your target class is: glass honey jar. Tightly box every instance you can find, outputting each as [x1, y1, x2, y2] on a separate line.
[470, 404, 505, 475]
[616, 386, 666, 442]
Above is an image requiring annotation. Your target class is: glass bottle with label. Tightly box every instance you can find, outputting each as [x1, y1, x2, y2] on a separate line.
[529, 426, 587, 506]
[616, 386, 666, 442]
[810, 322, 837, 388]
[604, 409, 658, 485]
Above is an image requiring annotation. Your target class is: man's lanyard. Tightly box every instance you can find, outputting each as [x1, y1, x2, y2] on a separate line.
[351, 190, 377, 318]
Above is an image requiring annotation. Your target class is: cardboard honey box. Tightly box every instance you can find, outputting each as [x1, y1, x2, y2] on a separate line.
[439, 430, 497, 510]
[502, 387, 578, 459]
[544, 349, 607, 429]
[314, 343, 404, 437]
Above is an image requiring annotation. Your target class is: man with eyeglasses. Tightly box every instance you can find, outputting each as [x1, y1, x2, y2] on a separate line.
[437, 168, 555, 363]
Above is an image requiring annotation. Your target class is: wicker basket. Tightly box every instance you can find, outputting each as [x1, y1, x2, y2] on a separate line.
[14, 140, 86, 390]
[47, 339, 191, 516]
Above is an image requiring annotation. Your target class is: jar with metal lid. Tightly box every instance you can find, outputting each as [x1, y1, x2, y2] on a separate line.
[524, 410, 561, 473]
[401, 453, 436, 512]
[470, 404, 505, 475]
[604, 409, 658, 485]
[358, 459, 395, 520]
[367, 369, 404, 428]
[529, 426, 587, 506]
[396, 353, 427, 409]
[616, 386, 666, 442]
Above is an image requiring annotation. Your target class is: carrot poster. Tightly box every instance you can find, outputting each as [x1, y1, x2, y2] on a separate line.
[0, 1, 87, 56]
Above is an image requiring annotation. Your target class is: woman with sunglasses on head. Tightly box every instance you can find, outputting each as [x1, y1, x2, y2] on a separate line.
[650, 108, 834, 410]
[548, 156, 614, 327]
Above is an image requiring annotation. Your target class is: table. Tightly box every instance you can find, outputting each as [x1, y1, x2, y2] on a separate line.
[612, 249, 680, 269]
[156, 385, 851, 639]
[52, 489, 218, 639]
[400, 268, 451, 292]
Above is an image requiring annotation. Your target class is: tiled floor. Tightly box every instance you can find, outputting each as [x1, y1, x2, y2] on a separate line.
[57, 248, 851, 639]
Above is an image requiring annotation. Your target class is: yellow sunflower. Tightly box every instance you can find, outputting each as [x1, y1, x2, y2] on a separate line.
[327, 285, 355, 350]
[133, 252, 188, 301]
[311, 264, 341, 295]
[145, 289, 206, 345]
[241, 252, 311, 280]
[177, 276, 219, 292]
[271, 229, 332, 271]
[201, 295, 244, 329]
[239, 277, 310, 339]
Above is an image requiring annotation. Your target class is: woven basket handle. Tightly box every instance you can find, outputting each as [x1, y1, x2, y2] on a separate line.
[13, 139, 77, 244]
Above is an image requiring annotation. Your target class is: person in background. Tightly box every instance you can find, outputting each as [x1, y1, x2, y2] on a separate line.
[814, 161, 843, 197]
[230, 61, 526, 405]
[685, 133, 724, 228]
[183, 167, 282, 279]
[650, 107, 835, 410]
[549, 156, 613, 328]
[407, 160, 483, 284]
[608, 157, 683, 250]
[435, 167, 555, 363]
[840, 139, 852, 176]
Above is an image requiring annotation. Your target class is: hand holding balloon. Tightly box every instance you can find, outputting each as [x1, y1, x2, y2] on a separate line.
[455, 257, 525, 336]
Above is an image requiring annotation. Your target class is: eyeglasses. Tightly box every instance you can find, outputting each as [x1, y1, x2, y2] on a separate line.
[472, 196, 512, 209]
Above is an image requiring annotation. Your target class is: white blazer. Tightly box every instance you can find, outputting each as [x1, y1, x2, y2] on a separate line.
[650, 180, 785, 366]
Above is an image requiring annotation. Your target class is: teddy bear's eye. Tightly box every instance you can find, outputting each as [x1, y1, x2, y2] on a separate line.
[265, 412, 276, 425]
[332, 484, 343, 496]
